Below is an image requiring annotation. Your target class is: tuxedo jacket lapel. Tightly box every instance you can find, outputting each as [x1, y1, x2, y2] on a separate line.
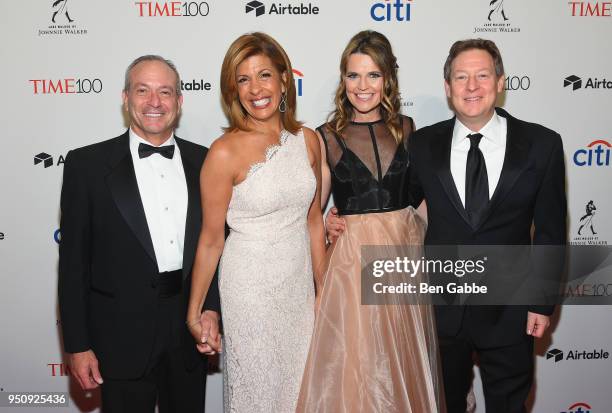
[177, 137, 200, 279]
[105, 132, 157, 266]
[430, 119, 473, 228]
[477, 108, 531, 229]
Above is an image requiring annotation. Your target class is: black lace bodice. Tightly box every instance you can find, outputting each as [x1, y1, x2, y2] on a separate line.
[318, 115, 415, 215]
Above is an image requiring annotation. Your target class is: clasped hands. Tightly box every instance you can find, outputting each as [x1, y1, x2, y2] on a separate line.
[188, 310, 222, 355]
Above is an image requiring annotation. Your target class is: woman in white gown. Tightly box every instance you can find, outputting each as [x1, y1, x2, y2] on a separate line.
[186, 32, 326, 413]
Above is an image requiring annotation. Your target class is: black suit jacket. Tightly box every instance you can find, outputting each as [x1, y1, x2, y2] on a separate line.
[410, 108, 566, 347]
[58, 131, 220, 379]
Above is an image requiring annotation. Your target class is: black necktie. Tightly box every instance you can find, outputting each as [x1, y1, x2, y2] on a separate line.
[138, 143, 175, 159]
[465, 133, 489, 227]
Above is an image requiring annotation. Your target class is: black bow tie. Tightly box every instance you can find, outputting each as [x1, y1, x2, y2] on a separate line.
[138, 143, 175, 159]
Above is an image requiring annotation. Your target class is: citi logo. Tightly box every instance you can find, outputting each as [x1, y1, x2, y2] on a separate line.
[29, 78, 102, 94]
[564, 75, 612, 90]
[546, 348, 563, 362]
[48, 363, 71, 377]
[34, 153, 66, 168]
[569, 1, 612, 16]
[370, 0, 413, 22]
[561, 402, 592, 413]
[135, 2, 210, 17]
[246, 1, 319, 16]
[293, 69, 304, 97]
[0, 232, 4, 241]
[573, 140, 611, 167]
[181, 79, 212, 92]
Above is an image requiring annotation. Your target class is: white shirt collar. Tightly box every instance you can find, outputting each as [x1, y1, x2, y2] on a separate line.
[452, 112, 504, 148]
[129, 128, 176, 157]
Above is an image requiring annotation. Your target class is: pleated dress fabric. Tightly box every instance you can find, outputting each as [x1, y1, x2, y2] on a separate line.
[297, 117, 445, 413]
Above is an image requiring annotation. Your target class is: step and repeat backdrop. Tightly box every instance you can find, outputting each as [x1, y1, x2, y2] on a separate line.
[1, 1, 611, 412]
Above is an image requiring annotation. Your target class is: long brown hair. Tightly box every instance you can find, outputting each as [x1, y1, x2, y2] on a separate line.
[220, 32, 301, 134]
[328, 30, 402, 143]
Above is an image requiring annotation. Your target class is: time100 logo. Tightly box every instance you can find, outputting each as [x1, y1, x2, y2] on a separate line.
[504, 75, 530, 91]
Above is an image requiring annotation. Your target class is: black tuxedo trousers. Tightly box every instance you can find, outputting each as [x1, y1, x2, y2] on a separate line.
[58, 132, 221, 412]
[409, 108, 566, 412]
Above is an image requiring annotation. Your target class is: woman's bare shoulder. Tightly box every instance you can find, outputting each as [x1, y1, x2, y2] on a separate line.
[208, 131, 246, 160]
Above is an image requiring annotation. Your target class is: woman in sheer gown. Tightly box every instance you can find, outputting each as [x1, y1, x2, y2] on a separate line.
[297, 30, 445, 413]
[186, 32, 326, 413]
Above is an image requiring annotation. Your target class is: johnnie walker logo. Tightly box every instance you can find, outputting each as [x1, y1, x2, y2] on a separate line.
[571, 200, 608, 245]
[38, 0, 88, 37]
[473, 0, 521, 34]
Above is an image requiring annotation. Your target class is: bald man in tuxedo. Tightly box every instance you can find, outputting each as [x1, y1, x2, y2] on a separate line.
[59, 55, 221, 413]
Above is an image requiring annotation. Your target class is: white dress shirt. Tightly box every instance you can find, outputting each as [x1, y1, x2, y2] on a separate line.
[129, 129, 188, 273]
[450, 112, 507, 207]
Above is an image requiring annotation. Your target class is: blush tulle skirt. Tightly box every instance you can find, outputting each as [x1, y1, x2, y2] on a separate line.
[297, 206, 446, 413]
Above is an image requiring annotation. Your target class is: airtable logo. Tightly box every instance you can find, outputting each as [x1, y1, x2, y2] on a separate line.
[181, 79, 212, 92]
[546, 348, 609, 363]
[34, 153, 54, 168]
[564, 75, 612, 91]
[546, 348, 563, 362]
[33, 153, 66, 168]
[564, 75, 582, 90]
[246, 1, 265, 15]
[245, 1, 320, 17]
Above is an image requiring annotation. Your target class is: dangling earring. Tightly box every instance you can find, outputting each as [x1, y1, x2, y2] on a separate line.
[279, 93, 287, 113]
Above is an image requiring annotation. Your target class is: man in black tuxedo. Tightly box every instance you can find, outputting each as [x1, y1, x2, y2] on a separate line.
[409, 39, 566, 412]
[58, 55, 220, 413]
